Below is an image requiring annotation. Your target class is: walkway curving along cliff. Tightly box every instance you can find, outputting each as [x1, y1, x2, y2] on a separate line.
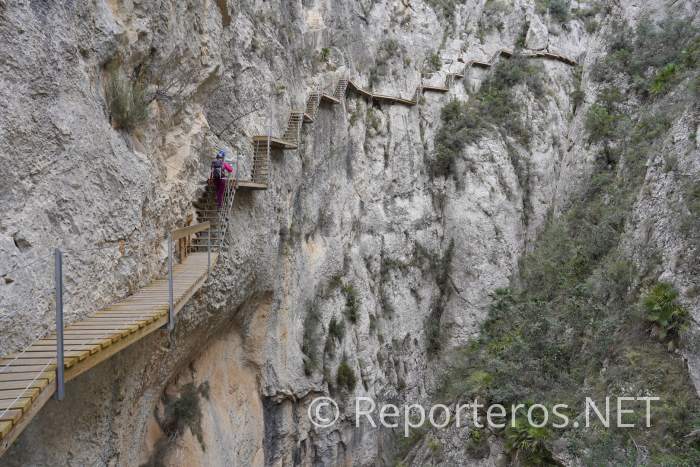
[0, 223, 218, 457]
[0, 46, 576, 459]
[236, 48, 577, 190]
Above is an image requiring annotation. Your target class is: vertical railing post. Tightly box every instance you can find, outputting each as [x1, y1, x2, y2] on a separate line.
[168, 234, 174, 331]
[267, 101, 272, 152]
[207, 224, 211, 276]
[54, 248, 65, 401]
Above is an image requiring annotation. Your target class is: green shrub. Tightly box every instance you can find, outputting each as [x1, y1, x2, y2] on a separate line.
[393, 426, 427, 464]
[372, 39, 402, 84]
[341, 284, 361, 323]
[592, 17, 699, 98]
[161, 382, 209, 450]
[680, 177, 700, 248]
[106, 67, 149, 131]
[643, 282, 690, 343]
[584, 18, 599, 34]
[424, 240, 454, 355]
[434, 74, 700, 462]
[585, 104, 620, 144]
[504, 416, 555, 465]
[336, 358, 357, 391]
[536, 0, 570, 23]
[425, 318, 442, 356]
[691, 74, 700, 99]
[302, 303, 322, 375]
[433, 99, 478, 177]
[465, 428, 491, 459]
[324, 316, 345, 357]
[426, 52, 442, 73]
[427, 437, 443, 458]
[649, 63, 679, 95]
[328, 316, 345, 341]
[424, 0, 457, 23]
[433, 56, 543, 178]
[381, 38, 399, 56]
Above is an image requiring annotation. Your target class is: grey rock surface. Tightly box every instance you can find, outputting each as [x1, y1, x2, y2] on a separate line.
[0, 0, 697, 466]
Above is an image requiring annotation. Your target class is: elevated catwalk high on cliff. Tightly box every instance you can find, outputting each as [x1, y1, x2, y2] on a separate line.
[0, 247, 215, 457]
[235, 48, 577, 191]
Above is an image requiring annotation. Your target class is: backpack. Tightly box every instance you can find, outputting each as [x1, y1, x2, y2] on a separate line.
[211, 159, 223, 181]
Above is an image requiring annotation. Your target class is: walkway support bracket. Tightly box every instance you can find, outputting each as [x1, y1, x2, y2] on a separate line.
[54, 248, 65, 401]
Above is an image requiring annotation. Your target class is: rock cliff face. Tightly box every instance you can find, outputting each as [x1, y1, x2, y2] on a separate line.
[0, 0, 698, 466]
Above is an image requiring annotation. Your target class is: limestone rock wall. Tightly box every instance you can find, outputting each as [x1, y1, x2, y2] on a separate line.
[1, 0, 697, 466]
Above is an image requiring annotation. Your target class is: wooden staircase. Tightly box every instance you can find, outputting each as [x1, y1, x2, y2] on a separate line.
[282, 111, 304, 148]
[252, 139, 270, 185]
[305, 89, 322, 122]
[236, 48, 576, 192]
[334, 78, 349, 103]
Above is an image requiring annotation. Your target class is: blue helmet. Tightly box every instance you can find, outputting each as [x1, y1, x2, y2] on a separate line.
[216, 149, 225, 159]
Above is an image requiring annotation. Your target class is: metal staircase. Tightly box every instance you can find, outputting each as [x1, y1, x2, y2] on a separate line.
[191, 159, 239, 253]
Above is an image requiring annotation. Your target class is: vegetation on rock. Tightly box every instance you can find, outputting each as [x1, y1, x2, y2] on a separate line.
[433, 55, 543, 178]
[106, 66, 150, 131]
[435, 17, 700, 461]
[336, 357, 357, 391]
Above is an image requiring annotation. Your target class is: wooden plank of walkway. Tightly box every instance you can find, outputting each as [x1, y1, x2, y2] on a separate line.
[320, 93, 340, 104]
[251, 135, 297, 149]
[347, 80, 373, 99]
[422, 85, 449, 93]
[0, 252, 216, 457]
[237, 181, 268, 191]
[373, 93, 417, 106]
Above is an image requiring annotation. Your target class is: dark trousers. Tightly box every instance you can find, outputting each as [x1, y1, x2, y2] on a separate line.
[216, 178, 226, 207]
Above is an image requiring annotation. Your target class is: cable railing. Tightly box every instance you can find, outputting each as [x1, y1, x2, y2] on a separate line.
[215, 160, 239, 252]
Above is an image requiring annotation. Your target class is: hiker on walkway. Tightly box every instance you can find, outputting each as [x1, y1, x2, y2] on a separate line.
[210, 150, 234, 208]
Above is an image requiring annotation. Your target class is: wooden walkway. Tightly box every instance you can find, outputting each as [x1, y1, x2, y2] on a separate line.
[0, 251, 216, 456]
[237, 48, 577, 191]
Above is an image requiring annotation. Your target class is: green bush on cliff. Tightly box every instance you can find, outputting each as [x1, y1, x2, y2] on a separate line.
[336, 358, 357, 391]
[424, 0, 458, 24]
[592, 17, 699, 98]
[643, 282, 690, 344]
[302, 302, 322, 375]
[536, 0, 571, 23]
[504, 415, 555, 465]
[106, 66, 150, 131]
[433, 56, 543, 178]
[343, 284, 361, 324]
[162, 382, 210, 450]
[436, 67, 700, 462]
